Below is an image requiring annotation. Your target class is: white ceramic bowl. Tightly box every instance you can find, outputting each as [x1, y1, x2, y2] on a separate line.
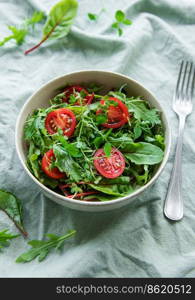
[15, 70, 171, 212]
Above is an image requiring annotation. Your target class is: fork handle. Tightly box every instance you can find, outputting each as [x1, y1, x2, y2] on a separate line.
[164, 115, 186, 221]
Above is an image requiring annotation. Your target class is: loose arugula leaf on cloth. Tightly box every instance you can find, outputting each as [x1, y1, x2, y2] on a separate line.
[24, 0, 78, 55]
[0, 229, 20, 251]
[25, 11, 45, 28]
[112, 10, 132, 36]
[16, 230, 76, 263]
[0, 26, 27, 46]
[0, 190, 27, 237]
[0, 11, 45, 47]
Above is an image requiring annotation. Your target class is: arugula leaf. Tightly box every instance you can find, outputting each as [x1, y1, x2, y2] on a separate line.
[96, 114, 107, 125]
[0, 229, 20, 250]
[0, 11, 45, 47]
[25, 11, 45, 28]
[0, 190, 27, 237]
[16, 230, 76, 263]
[112, 10, 132, 36]
[88, 13, 98, 21]
[103, 142, 112, 157]
[53, 135, 81, 157]
[124, 142, 164, 165]
[0, 26, 27, 46]
[87, 83, 102, 93]
[24, 0, 78, 55]
[126, 100, 161, 126]
[27, 142, 41, 179]
[53, 145, 82, 181]
[130, 165, 150, 185]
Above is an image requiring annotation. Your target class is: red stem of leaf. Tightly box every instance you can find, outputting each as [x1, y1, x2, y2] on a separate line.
[24, 25, 56, 55]
[24, 38, 47, 55]
[3, 210, 28, 238]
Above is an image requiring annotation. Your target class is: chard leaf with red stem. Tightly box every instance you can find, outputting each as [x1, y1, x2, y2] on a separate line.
[25, 0, 78, 55]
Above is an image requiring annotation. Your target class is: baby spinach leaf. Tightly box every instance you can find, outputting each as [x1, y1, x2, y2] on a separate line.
[16, 230, 76, 263]
[25, 0, 78, 55]
[89, 184, 123, 196]
[134, 124, 142, 140]
[124, 142, 164, 165]
[0, 190, 27, 237]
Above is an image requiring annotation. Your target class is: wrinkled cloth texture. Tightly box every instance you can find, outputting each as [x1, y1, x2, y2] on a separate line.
[0, 0, 195, 278]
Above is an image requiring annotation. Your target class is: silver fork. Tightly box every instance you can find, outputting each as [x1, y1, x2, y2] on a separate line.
[164, 61, 195, 221]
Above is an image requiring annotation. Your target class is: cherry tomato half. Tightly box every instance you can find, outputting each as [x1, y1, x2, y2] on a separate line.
[42, 149, 65, 179]
[94, 148, 125, 179]
[96, 97, 129, 128]
[63, 85, 94, 105]
[45, 108, 76, 137]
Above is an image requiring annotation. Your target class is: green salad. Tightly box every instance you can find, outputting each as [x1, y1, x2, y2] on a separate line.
[24, 84, 165, 201]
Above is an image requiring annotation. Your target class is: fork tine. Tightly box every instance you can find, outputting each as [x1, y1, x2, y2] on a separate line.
[185, 62, 192, 101]
[190, 63, 195, 100]
[180, 61, 189, 101]
[175, 60, 184, 101]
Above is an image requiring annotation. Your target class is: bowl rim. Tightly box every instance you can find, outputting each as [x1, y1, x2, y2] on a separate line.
[15, 70, 171, 207]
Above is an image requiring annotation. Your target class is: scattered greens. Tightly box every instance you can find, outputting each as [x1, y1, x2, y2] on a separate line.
[0, 11, 45, 47]
[24, 83, 165, 201]
[0, 190, 27, 237]
[88, 13, 98, 21]
[112, 10, 132, 36]
[24, 0, 78, 55]
[0, 229, 20, 251]
[1, 3, 132, 53]
[16, 230, 76, 263]
[87, 8, 105, 21]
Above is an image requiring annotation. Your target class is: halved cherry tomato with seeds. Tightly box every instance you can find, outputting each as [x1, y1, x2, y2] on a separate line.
[94, 148, 125, 178]
[63, 85, 94, 105]
[45, 108, 76, 137]
[96, 97, 129, 128]
[42, 149, 65, 179]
